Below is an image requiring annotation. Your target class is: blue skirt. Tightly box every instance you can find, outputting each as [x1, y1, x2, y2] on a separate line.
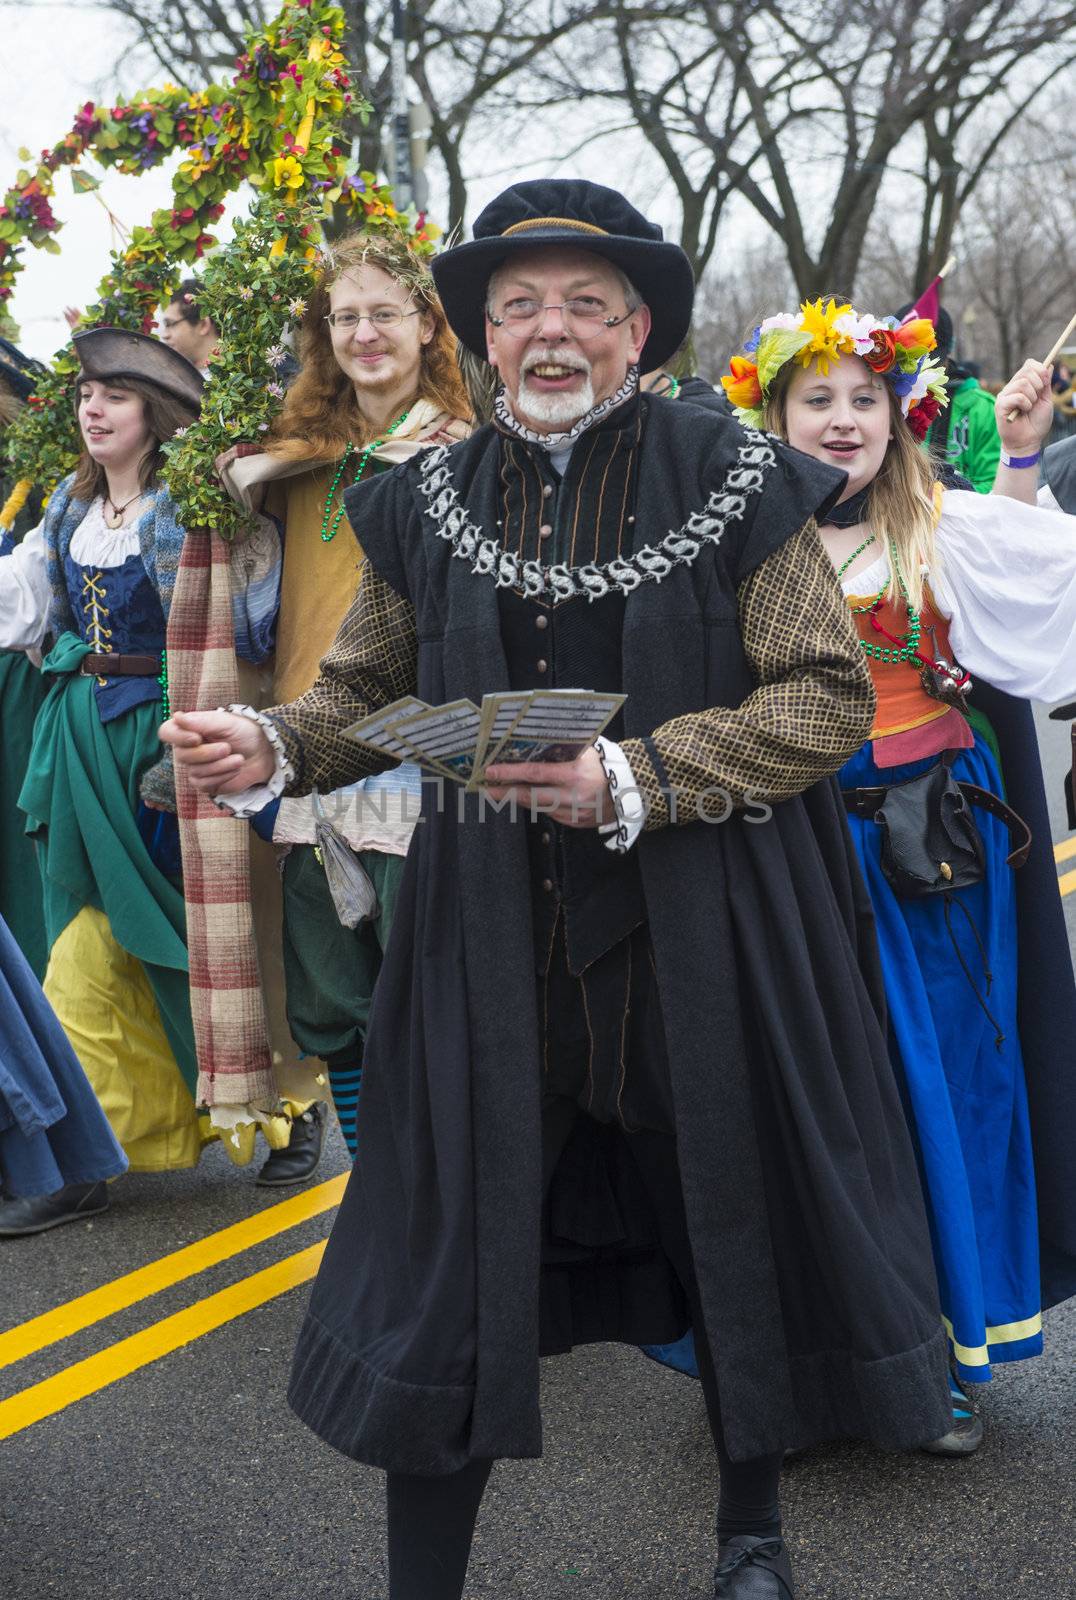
[644, 734, 1042, 1389]
[0, 913, 127, 1197]
[838, 735, 1041, 1383]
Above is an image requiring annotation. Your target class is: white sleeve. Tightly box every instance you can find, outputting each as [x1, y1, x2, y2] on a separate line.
[0, 522, 51, 650]
[595, 736, 646, 853]
[211, 705, 293, 819]
[930, 489, 1076, 702]
[1038, 484, 1061, 511]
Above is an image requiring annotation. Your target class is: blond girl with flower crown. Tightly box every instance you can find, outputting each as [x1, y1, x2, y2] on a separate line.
[722, 298, 1076, 1457]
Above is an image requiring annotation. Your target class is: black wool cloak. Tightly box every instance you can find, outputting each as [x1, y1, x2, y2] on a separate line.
[287, 401, 951, 1471]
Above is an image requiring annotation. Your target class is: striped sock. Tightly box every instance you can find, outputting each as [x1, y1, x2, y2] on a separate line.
[327, 1063, 362, 1158]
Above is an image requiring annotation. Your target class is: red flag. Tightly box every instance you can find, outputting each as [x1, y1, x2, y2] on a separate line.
[902, 274, 942, 326]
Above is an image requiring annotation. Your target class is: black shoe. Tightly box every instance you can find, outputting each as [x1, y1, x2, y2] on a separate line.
[921, 1370, 985, 1457]
[714, 1536, 796, 1599]
[0, 1180, 110, 1237]
[255, 1102, 327, 1188]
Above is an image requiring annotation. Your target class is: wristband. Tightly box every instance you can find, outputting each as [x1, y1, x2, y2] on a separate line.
[999, 449, 1041, 469]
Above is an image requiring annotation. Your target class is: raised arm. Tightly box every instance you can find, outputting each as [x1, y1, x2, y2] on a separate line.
[621, 519, 875, 828]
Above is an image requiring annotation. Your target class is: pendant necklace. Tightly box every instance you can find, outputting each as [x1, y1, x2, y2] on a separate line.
[104, 490, 143, 530]
[321, 407, 412, 543]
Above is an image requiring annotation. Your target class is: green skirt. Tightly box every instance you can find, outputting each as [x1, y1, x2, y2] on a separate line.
[17, 631, 197, 1094]
[0, 650, 48, 978]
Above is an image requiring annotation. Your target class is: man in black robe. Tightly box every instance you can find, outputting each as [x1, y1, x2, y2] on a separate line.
[162, 180, 951, 1600]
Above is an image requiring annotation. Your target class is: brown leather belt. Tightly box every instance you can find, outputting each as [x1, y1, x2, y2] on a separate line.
[842, 781, 1032, 869]
[80, 652, 161, 677]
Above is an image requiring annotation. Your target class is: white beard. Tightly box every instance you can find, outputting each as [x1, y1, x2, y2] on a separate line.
[515, 373, 596, 425]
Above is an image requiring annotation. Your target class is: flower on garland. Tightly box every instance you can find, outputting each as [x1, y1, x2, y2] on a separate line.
[271, 154, 305, 189]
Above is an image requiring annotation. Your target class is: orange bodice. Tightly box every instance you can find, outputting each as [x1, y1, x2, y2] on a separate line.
[847, 582, 958, 740]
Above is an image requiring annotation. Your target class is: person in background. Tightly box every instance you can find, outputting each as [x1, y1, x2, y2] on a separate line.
[0, 339, 49, 979]
[642, 338, 731, 414]
[159, 280, 219, 372]
[898, 304, 1001, 492]
[0, 910, 127, 1234]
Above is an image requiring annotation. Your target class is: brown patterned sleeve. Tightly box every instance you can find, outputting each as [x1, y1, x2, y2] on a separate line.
[620, 519, 875, 829]
[264, 566, 418, 795]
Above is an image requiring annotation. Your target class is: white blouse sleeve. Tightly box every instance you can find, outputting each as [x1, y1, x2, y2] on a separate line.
[929, 489, 1076, 702]
[0, 522, 51, 650]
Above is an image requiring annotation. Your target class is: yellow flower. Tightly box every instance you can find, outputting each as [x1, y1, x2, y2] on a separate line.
[796, 298, 855, 375]
[271, 154, 304, 190]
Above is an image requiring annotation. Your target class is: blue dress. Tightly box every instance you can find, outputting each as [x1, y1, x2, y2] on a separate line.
[644, 731, 1043, 1389]
[0, 912, 127, 1197]
[839, 734, 1041, 1383]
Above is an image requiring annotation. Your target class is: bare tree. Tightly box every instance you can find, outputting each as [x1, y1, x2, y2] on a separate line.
[550, 0, 1076, 291]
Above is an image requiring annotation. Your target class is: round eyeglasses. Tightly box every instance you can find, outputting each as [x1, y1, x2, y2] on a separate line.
[487, 298, 634, 340]
[324, 308, 423, 330]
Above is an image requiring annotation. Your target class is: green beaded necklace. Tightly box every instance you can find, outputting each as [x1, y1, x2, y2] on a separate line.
[320, 407, 412, 543]
[837, 532, 922, 666]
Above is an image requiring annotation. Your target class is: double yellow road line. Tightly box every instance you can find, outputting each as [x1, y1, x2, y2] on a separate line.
[1055, 834, 1076, 896]
[0, 1173, 346, 1442]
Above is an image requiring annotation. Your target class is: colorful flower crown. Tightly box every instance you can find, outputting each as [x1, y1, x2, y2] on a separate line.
[721, 298, 949, 441]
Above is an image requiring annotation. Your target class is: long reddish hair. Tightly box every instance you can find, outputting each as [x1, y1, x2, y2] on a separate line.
[266, 231, 471, 463]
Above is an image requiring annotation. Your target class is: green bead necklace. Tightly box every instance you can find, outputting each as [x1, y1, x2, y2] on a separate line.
[157, 648, 170, 721]
[320, 407, 412, 543]
[838, 532, 922, 666]
[835, 532, 876, 580]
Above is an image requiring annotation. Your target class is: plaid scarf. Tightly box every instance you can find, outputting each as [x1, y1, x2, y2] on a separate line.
[168, 404, 469, 1110]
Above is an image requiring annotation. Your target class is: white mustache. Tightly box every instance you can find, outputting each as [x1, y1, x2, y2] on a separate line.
[521, 346, 592, 377]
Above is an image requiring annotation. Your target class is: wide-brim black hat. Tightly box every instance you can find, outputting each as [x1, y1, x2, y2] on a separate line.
[432, 179, 695, 370]
[73, 327, 204, 413]
[0, 337, 46, 401]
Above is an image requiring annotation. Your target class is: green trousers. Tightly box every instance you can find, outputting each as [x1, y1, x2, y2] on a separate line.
[281, 842, 405, 1060]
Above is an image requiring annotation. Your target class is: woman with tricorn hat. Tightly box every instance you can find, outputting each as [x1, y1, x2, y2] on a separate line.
[722, 301, 1076, 1455]
[0, 329, 218, 1233]
[163, 181, 953, 1598]
[0, 337, 50, 979]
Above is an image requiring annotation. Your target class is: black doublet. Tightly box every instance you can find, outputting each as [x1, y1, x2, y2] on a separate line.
[494, 401, 646, 978]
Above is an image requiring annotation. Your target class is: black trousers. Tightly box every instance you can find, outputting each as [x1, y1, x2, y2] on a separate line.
[385, 925, 783, 1599]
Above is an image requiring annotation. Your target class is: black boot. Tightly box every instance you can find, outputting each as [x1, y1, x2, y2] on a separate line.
[714, 1536, 796, 1598]
[255, 1102, 327, 1188]
[0, 1180, 110, 1237]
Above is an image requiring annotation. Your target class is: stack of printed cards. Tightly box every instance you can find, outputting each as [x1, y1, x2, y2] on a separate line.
[344, 689, 625, 786]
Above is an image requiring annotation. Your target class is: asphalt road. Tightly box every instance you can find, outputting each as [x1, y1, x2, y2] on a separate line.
[2, 705, 1074, 1600]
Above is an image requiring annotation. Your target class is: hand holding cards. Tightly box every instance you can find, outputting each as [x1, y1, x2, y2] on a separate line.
[344, 689, 625, 787]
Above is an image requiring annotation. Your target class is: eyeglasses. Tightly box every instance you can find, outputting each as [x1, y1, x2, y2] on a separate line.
[487, 298, 634, 340]
[160, 316, 185, 332]
[324, 309, 422, 331]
